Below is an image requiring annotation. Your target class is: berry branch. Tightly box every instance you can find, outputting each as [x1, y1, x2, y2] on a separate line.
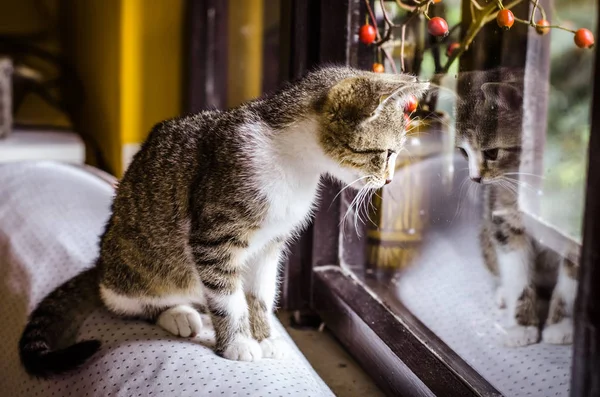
[359, 0, 595, 78]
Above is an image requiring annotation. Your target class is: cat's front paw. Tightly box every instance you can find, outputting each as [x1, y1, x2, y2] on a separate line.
[157, 305, 203, 338]
[504, 325, 539, 347]
[222, 336, 263, 362]
[542, 319, 573, 345]
[259, 337, 288, 359]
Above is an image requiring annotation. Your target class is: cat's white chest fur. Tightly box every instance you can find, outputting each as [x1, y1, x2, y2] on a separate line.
[249, 172, 320, 253]
[246, 119, 324, 253]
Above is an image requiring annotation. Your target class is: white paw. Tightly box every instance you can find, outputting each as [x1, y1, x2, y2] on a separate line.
[259, 337, 288, 359]
[542, 319, 573, 345]
[503, 325, 539, 347]
[222, 336, 262, 362]
[157, 305, 203, 338]
[495, 287, 506, 309]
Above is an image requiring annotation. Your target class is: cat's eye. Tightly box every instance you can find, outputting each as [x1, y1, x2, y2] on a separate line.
[483, 148, 499, 161]
[458, 148, 468, 159]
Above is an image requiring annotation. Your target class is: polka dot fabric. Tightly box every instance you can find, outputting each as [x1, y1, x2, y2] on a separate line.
[393, 218, 572, 397]
[0, 162, 333, 397]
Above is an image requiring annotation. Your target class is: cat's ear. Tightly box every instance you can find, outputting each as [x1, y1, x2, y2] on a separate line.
[481, 82, 522, 112]
[325, 74, 430, 121]
[370, 73, 431, 103]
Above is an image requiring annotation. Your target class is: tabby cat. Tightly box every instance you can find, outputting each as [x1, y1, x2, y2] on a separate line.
[19, 66, 429, 377]
[455, 69, 578, 347]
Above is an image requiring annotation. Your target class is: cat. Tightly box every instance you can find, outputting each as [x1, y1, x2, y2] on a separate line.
[455, 69, 578, 347]
[18, 66, 430, 377]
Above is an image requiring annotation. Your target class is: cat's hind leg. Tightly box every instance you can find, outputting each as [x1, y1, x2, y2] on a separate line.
[156, 305, 203, 337]
[244, 240, 288, 359]
[542, 258, 578, 345]
[99, 285, 204, 337]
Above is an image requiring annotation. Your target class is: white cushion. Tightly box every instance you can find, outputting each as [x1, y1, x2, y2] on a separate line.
[0, 161, 334, 397]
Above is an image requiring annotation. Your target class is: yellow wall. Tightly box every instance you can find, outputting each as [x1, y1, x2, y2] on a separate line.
[63, 0, 183, 176]
[62, 0, 123, 174]
[4, 0, 264, 176]
[121, 0, 183, 146]
[228, 0, 264, 108]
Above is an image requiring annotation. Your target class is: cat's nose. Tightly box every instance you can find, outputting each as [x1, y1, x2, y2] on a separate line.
[385, 178, 393, 185]
[471, 176, 482, 183]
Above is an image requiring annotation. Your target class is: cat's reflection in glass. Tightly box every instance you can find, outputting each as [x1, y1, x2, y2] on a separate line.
[454, 69, 578, 347]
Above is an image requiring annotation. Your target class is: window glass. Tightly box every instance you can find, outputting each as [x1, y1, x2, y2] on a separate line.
[345, 1, 595, 395]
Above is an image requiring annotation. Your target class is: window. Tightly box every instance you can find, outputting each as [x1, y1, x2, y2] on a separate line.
[186, 1, 600, 395]
[275, 1, 600, 396]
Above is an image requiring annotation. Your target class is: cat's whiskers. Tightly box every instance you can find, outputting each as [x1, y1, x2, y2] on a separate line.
[330, 175, 371, 209]
[468, 181, 481, 203]
[353, 187, 370, 236]
[417, 112, 454, 130]
[500, 176, 539, 194]
[493, 178, 520, 196]
[362, 189, 378, 228]
[341, 184, 367, 236]
[341, 180, 379, 237]
[503, 172, 545, 180]
[426, 80, 460, 98]
[355, 184, 373, 229]
[450, 176, 471, 224]
[398, 146, 415, 163]
[367, 189, 378, 214]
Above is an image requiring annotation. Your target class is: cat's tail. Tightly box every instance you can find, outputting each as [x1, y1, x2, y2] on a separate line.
[19, 266, 102, 378]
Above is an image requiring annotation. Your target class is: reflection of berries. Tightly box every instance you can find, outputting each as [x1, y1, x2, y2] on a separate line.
[574, 28, 595, 48]
[405, 96, 418, 113]
[496, 9, 515, 30]
[535, 19, 551, 35]
[427, 17, 449, 37]
[446, 42, 460, 57]
[372, 63, 385, 73]
[359, 24, 377, 44]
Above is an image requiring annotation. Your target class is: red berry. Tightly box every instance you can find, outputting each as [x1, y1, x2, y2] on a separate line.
[574, 28, 595, 49]
[446, 42, 461, 57]
[359, 24, 377, 45]
[433, 0, 442, 3]
[496, 9, 515, 30]
[372, 63, 385, 73]
[404, 96, 418, 113]
[427, 17, 449, 37]
[535, 19, 551, 35]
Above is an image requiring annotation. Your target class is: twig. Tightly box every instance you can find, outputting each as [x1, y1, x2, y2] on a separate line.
[364, 0, 382, 42]
[394, 0, 416, 12]
[382, 47, 398, 73]
[379, 0, 403, 28]
[514, 16, 577, 33]
[400, 24, 407, 72]
[366, 0, 582, 81]
[529, 0, 540, 24]
[470, 0, 484, 11]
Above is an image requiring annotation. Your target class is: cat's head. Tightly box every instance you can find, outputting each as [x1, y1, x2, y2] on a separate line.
[317, 71, 430, 189]
[455, 76, 523, 184]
